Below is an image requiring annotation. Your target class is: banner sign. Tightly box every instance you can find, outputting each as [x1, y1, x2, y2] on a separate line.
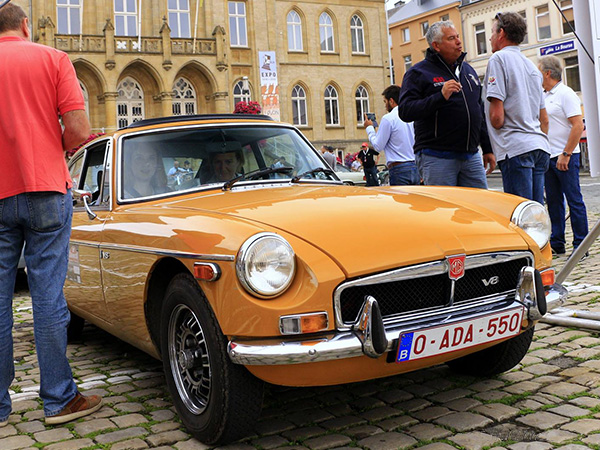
[259, 51, 280, 121]
[539, 40, 575, 56]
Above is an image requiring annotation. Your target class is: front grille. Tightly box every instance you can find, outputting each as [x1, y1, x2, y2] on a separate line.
[337, 255, 530, 325]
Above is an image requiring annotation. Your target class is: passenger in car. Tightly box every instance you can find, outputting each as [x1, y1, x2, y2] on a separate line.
[123, 147, 169, 199]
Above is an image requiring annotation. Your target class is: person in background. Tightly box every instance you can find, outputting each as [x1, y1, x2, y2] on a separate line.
[321, 145, 337, 170]
[351, 156, 362, 172]
[0, 2, 102, 427]
[485, 12, 550, 204]
[356, 143, 380, 186]
[539, 55, 588, 258]
[365, 85, 418, 185]
[398, 21, 494, 187]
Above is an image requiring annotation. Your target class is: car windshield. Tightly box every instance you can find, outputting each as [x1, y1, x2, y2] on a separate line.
[119, 125, 336, 200]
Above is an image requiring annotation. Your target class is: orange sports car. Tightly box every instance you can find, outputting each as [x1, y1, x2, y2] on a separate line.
[64, 114, 566, 445]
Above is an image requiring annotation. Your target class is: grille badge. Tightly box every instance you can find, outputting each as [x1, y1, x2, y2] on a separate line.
[447, 254, 466, 281]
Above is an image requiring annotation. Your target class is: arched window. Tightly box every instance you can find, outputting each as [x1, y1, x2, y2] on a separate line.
[233, 79, 252, 107]
[291, 85, 307, 126]
[351, 15, 365, 54]
[324, 85, 339, 126]
[287, 10, 303, 51]
[116, 77, 144, 128]
[355, 85, 369, 123]
[319, 12, 335, 52]
[172, 77, 197, 115]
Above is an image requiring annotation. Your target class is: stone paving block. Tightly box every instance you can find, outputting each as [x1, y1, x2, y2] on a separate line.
[114, 402, 147, 413]
[428, 388, 473, 403]
[570, 397, 600, 408]
[320, 416, 365, 431]
[33, 427, 74, 443]
[254, 418, 296, 436]
[360, 406, 403, 422]
[434, 412, 493, 431]
[11, 400, 39, 413]
[393, 398, 432, 412]
[581, 360, 600, 371]
[146, 430, 190, 446]
[516, 411, 570, 430]
[523, 363, 562, 376]
[110, 438, 150, 449]
[521, 355, 543, 365]
[406, 422, 452, 440]
[15, 421, 44, 434]
[357, 431, 417, 450]
[174, 439, 211, 450]
[150, 421, 181, 433]
[286, 409, 335, 426]
[251, 435, 289, 450]
[43, 438, 95, 450]
[565, 348, 600, 359]
[540, 382, 588, 397]
[498, 371, 534, 383]
[506, 443, 553, 450]
[583, 434, 600, 446]
[73, 418, 115, 436]
[150, 409, 176, 421]
[349, 397, 384, 412]
[417, 443, 458, 450]
[560, 367, 596, 377]
[375, 389, 413, 404]
[282, 426, 326, 441]
[503, 381, 542, 394]
[111, 413, 148, 428]
[548, 404, 590, 418]
[444, 397, 482, 412]
[377, 415, 418, 431]
[555, 445, 595, 450]
[448, 431, 500, 450]
[474, 390, 513, 401]
[403, 384, 437, 397]
[570, 373, 600, 387]
[0, 435, 35, 450]
[471, 403, 520, 421]
[110, 384, 136, 394]
[561, 418, 600, 434]
[94, 427, 149, 445]
[0, 424, 17, 438]
[533, 375, 563, 385]
[528, 349, 565, 360]
[469, 380, 506, 392]
[342, 425, 383, 439]
[537, 429, 579, 444]
[411, 406, 451, 421]
[304, 433, 353, 450]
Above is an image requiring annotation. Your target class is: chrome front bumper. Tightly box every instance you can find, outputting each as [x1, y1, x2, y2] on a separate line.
[228, 270, 567, 366]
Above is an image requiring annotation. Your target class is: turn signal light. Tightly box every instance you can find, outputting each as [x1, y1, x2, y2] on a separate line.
[194, 263, 221, 281]
[280, 312, 329, 335]
[540, 268, 555, 287]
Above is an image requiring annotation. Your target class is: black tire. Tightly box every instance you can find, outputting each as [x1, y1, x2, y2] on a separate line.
[160, 274, 264, 445]
[447, 327, 534, 377]
[67, 310, 85, 341]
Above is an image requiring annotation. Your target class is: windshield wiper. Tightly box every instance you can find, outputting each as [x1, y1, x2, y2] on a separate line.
[222, 166, 294, 191]
[290, 167, 335, 183]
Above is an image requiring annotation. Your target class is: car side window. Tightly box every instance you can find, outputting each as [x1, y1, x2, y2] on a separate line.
[69, 154, 85, 189]
[79, 141, 110, 206]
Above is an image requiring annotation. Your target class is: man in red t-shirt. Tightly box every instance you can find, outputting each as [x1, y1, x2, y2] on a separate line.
[0, 3, 101, 427]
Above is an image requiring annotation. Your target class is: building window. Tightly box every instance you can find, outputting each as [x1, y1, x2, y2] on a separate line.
[116, 77, 144, 128]
[560, 0, 575, 34]
[564, 56, 580, 92]
[440, 14, 449, 21]
[519, 11, 528, 44]
[475, 23, 486, 55]
[291, 85, 307, 126]
[324, 85, 339, 125]
[351, 15, 365, 54]
[355, 85, 369, 123]
[420, 21, 429, 37]
[168, 0, 191, 38]
[172, 77, 196, 115]
[404, 55, 412, 72]
[114, 0, 137, 36]
[57, 0, 81, 35]
[536, 5, 551, 41]
[319, 12, 335, 52]
[401, 27, 410, 42]
[233, 79, 251, 106]
[228, 1, 247, 47]
[287, 10, 303, 51]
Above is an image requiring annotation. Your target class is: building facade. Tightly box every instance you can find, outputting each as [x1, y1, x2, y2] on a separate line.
[14, 0, 391, 152]
[388, 0, 461, 85]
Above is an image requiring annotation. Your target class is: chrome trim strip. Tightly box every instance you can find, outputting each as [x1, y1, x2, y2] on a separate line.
[69, 241, 101, 249]
[333, 251, 533, 329]
[94, 242, 235, 261]
[228, 282, 567, 366]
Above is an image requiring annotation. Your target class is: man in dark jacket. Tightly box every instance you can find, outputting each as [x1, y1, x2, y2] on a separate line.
[398, 20, 495, 188]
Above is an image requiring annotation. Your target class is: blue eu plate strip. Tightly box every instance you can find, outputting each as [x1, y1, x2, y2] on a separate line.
[397, 333, 414, 362]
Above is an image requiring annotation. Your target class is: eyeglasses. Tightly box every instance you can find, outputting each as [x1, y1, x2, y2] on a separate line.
[494, 12, 505, 29]
[0, 0, 12, 9]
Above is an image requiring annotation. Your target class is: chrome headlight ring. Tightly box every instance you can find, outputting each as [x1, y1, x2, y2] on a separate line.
[236, 232, 296, 298]
[511, 201, 551, 250]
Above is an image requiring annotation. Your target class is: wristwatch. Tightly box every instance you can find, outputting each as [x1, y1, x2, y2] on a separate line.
[562, 151, 572, 157]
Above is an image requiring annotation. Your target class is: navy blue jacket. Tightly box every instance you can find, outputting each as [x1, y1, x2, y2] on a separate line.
[398, 49, 492, 155]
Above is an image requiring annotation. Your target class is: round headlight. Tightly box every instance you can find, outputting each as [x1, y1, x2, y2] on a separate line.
[511, 201, 551, 249]
[236, 233, 296, 298]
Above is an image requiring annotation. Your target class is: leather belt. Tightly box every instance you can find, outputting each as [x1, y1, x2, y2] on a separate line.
[387, 161, 414, 169]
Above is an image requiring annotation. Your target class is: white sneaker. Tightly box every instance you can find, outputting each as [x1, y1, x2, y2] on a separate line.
[0, 419, 8, 427]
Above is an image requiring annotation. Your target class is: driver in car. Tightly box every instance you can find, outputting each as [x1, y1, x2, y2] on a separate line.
[208, 150, 244, 182]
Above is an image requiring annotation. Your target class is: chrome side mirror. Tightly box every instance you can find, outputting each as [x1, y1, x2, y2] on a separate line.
[72, 189, 97, 220]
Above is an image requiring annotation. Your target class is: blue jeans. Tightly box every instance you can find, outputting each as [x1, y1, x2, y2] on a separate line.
[498, 150, 550, 205]
[363, 166, 379, 186]
[421, 152, 488, 188]
[545, 154, 588, 250]
[389, 161, 420, 186]
[0, 191, 77, 420]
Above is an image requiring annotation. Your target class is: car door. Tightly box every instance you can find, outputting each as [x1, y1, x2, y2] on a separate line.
[65, 139, 113, 324]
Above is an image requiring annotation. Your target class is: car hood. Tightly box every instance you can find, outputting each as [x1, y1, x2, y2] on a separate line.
[166, 184, 530, 277]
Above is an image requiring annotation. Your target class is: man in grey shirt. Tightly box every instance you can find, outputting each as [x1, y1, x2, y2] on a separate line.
[485, 12, 550, 204]
[321, 145, 337, 170]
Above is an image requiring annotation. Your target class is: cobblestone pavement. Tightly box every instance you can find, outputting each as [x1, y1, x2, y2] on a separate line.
[4, 217, 600, 450]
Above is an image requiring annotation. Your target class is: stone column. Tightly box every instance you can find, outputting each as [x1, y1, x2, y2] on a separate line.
[104, 19, 115, 70]
[99, 92, 119, 132]
[160, 18, 172, 71]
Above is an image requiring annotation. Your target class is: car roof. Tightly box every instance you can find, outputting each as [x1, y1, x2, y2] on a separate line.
[123, 114, 274, 130]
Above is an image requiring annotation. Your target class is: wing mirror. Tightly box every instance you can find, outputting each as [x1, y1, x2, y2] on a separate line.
[72, 189, 97, 220]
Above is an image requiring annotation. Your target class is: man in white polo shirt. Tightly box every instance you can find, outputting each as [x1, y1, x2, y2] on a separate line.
[485, 12, 550, 205]
[539, 55, 588, 257]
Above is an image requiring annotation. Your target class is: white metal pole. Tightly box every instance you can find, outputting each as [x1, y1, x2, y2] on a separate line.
[138, 0, 142, 51]
[193, 0, 199, 53]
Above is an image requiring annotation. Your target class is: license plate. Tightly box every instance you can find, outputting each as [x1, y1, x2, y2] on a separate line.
[396, 307, 524, 363]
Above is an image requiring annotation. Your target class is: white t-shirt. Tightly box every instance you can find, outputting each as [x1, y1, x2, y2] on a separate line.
[544, 81, 582, 158]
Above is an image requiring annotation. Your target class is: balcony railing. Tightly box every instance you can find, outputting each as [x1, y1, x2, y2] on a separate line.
[54, 35, 216, 55]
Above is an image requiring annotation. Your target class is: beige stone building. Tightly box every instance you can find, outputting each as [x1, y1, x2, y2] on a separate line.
[388, 0, 461, 85]
[13, 0, 392, 152]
